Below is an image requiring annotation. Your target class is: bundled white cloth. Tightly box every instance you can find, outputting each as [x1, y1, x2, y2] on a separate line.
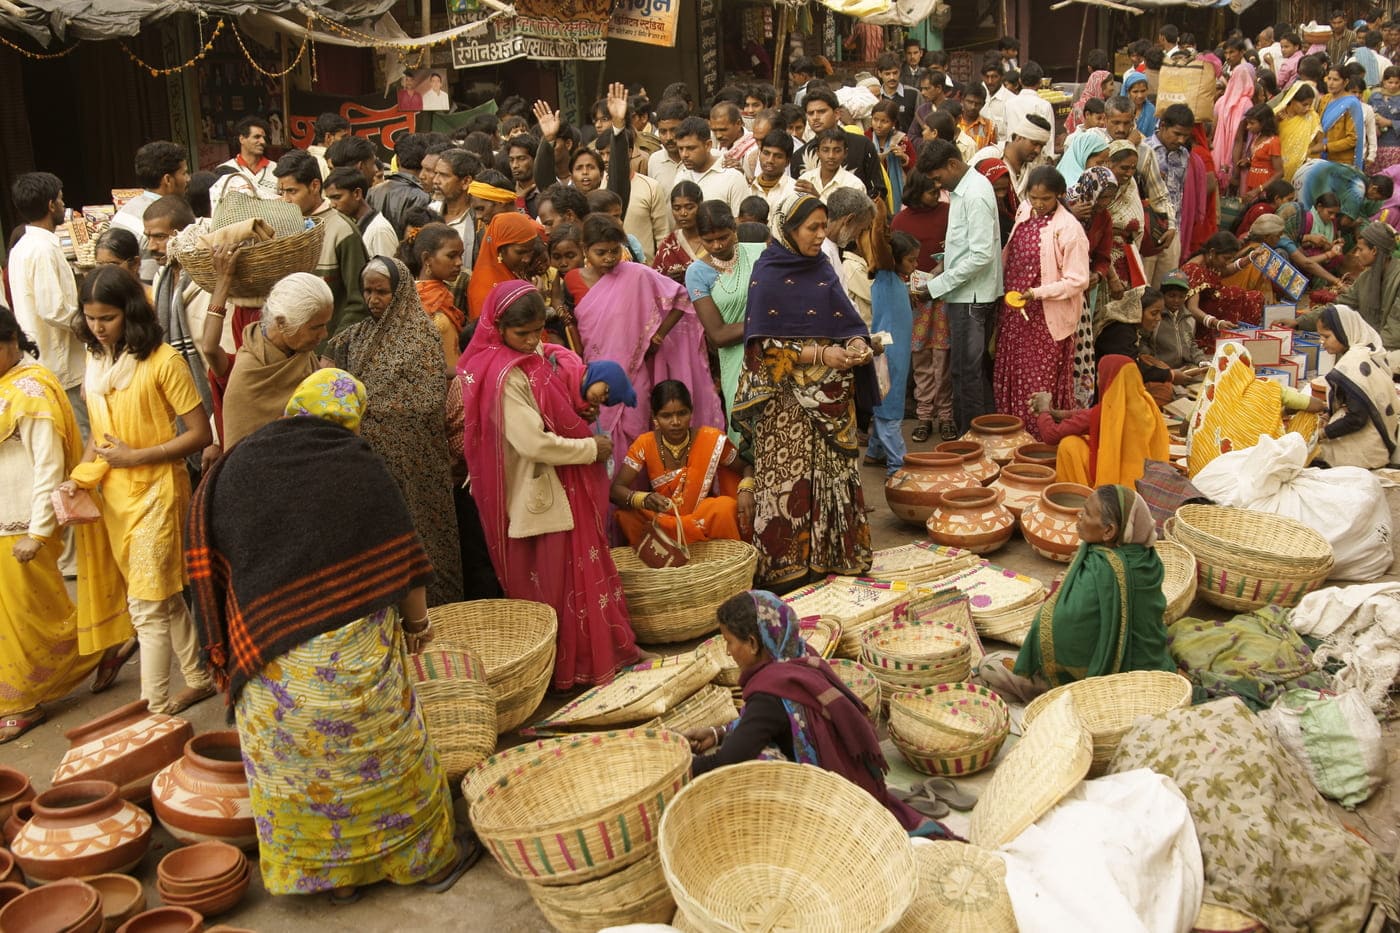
[1191, 432, 1393, 581]
[1291, 583, 1400, 713]
[834, 84, 880, 123]
[997, 769, 1203, 933]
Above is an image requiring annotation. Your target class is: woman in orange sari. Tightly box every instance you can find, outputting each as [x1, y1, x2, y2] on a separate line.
[610, 380, 754, 547]
[465, 212, 545, 320]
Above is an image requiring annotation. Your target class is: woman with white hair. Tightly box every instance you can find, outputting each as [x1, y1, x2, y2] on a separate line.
[197, 258, 335, 448]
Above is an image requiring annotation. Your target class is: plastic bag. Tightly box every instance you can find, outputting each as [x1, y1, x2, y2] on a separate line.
[1190, 433, 1392, 580]
[1258, 688, 1385, 808]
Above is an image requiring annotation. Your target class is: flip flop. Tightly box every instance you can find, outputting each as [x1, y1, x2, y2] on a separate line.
[920, 777, 979, 811]
[889, 785, 949, 819]
[420, 831, 483, 893]
[164, 685, 217, 715]
[0, 708, 45, 744]
[90, 638, 138, 694]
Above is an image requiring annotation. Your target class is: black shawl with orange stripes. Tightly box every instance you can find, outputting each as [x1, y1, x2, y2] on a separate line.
[186, 415, 435, 718]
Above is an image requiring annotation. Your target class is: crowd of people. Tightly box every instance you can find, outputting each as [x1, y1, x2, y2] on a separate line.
[3, 13, 1400, 905]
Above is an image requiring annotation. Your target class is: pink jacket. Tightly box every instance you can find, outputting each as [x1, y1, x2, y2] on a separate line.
[1005, 202, 1091, 342]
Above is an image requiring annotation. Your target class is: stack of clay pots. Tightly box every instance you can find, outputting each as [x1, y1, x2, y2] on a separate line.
[156, 842, 251, 918]
[0, 878, 104, 933]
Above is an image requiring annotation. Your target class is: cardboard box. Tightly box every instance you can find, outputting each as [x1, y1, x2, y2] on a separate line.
[1260, 328, 1293, 355]
[1256, 369, 1291, 387]
[1264, 303, 1298, 326]
[1292, 341, 1320, 374]
[1318, 349, 1336, 375]
[1268, 359, 1300, 385]
[1220, 331, 1282, 366]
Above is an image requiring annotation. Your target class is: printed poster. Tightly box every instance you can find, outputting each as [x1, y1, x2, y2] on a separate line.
[449, 0, 611, 67]
[288, 90, 413, 159]
[609, 0, 681, 47]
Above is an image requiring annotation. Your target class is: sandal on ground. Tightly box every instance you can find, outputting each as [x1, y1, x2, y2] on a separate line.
[0, 708, 45, 743]
[889, 784, 950, 819]
[911, 421, 934, 442]
[421, 831, 483, 893]
[165, 685, 217, 715]
[920, 777, 978, 811]
[938, 419, 959, 441]
[327, 886, 362, 906]
[90, 638, 139, 694]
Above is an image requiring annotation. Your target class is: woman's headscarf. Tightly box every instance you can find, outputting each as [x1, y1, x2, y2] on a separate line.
[1122, 71, 1156, 136]
[976, 158, 1018, 222]
[1273, 83, 1322, 181]
[1320, 304, 1400, 455]
[769, 192, 824, 252]
[750, 589, 809, 662]
[283, 368, 367, 432]
[1359, 222, 1397, 318]
[1093, 484, 1157, 547]
[1089, 354, 1170, 486]
[1213, 63, 1257, 186]
[1067, 165, 1118, 209]
[1058, 128, 1110, 185]
[467, 212, 544, 321]
[1322, 91, 1367, 171]
[581, 360, 637, 408]
[1066, 70, 1111, 135]
[1295, 159, 1373, 221]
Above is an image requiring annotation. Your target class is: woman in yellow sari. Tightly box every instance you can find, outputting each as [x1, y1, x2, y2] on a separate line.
[611, 380, 754, 547]
[1032, 355, 1170, 487]
[1274, 82, 1322, 182]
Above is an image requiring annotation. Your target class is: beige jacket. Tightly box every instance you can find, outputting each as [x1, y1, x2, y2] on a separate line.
[501, 368, 601, 538]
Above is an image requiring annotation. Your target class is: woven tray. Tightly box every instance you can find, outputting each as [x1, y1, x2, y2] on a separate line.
[653, 683, 738, 734]
[892, 841, 1017, 933]
[407, 647, 497, 783]
[525, 647, 720, 733]
[974, 597, 1044, 647]
[611, 541, 758, 643]
[526, 849, 676, 933]
[1156, 539, 1197, 622]
[785, 577, 932, 659]
[712, 615, 840, 686]
[427, 600, 558, 734]
[866, 542, 981, 584]
[927, 561, 1048, 620]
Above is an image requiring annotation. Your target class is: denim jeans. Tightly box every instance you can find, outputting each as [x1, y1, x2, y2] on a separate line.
[946, 301, 997, 433]
[865, 415, 907, 476]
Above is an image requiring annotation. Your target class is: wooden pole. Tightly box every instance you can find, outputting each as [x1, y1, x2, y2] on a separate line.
[1075, 3, 1088, 81]
[773, 5, 791, 101]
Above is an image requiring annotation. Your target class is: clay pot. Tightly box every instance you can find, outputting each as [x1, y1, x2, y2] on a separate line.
[990, 463, 1058, 520]
[4, 800, 33, 847]
[151, 732, 256, 851]
[115, 906, 204, 933]
[926, 487, 1015, 554]
[0, 765, 34, 828]
[157, 842, 245, 893]
[1019, 482, 1093, 562]
[961, 414, 1036, 465]
[53, 700, 194, 804]
[884, 452, 979, 526]
[0, 882, 27, 908]
[1012, 442, 1059, 468]
[0, 878, 102, 933]
[10, 780, 153, 883]
[0, 849, 16, 886]
[158, 864, 250, 917]
[934, 440, 1000, 485]
[83, 874, 147, 933]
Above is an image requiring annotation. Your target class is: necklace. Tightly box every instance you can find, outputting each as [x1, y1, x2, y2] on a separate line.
[661, 431, 692, 462]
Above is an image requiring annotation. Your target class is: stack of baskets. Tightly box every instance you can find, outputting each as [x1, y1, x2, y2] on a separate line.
[887, 684, 1010, 776]
[427, 600, 557, 734]
[860, 616, 973, 703]
[828, 659, 881, 723]
[464, 729, 691, 932]
[1156, 538, 1198, 622]
[1166, 505, 1333, 612]
[405, 647, 496, 783]
[611, 541, 758, 643]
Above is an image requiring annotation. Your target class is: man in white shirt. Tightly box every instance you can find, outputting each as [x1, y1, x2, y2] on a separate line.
[673, 117, 749, 213]
[306, 112, 349, 182]
[7, 172, 87, 434]
[432, 148, 481, 264]
[797, 128, 865, 199]
[981, 55, 1019, 142]
[217, 116, 278, 202]
[324, 167, 400, 260]
[109, 140, 190, 284]
[645, 98, 690, 196]
[1005, 62, 1057, 159]
[970, 113, 1050, 199]
[749, 130, 797, 213]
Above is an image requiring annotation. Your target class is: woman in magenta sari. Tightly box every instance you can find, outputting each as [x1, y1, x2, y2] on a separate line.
[458, 280, 640, 690]
[571, 214, 724, 473]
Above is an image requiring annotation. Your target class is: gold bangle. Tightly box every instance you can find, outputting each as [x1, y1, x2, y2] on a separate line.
[737, 478, 756, 492]
[631, 491, 648, 510]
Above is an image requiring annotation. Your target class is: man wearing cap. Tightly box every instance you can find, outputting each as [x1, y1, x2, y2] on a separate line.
[1154, 270, 1207, 370]
[971, 114, 1051, 198]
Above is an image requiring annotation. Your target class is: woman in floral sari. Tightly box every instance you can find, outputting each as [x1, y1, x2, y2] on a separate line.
[1181, 231, 1267, 350]
[651, 181, 706, 282]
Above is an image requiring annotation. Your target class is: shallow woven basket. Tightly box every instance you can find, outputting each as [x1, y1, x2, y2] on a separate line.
[1169, 505, 1333, 611]
[527, 648, 720, 732]
[659, 761, 916, 932]
[828, 659, 881, 723]
[1156, 539, 1198, 623]
[466, 728, 692, 885]
[406, 647, 497, 783]
[888, 684, 1009, 776]
[427, 600, 557, 734]
[526, 849, 676, 933]
[861, 617, 970, 672]
[1021, 670, 1193, 776]
[892, 841, 1017, 933]
[169, 215, 324, 299]
[611, 541, 758, 643]
[783, 578, 927, 659]
[655, 683, 738, 734]
[866, 543, 980, 584]
[1192, 902, 1267, 933]
[713, 616, 840, 687]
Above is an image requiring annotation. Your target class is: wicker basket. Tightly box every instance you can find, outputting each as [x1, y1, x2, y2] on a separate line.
[1192, 902, 1267, 932]
[828, 659, 881, 723]
[658, 761, 916, 932]
[974, 597, 1042, 646]
[888, 684, 1010, 776]
[892, 841, 1017, 933]
[1169, 505, 1333, 611]
[527, 647, 721, 733]
[712, 616, 840, 687]
[655, 683, 738, 733]
[861, 616, 971, 672]
[1021, 670, 1194, 776]
[1157, 539, 1197, 622]
[427, 600, 557, 735]
[526, 849, 676, 933]
[866, 542, 980, 584]
[168, 211, 325, 300]
[466, 728, 692, 885]
[406, 647, 497, 783]
[783, 577, 928, 659]
[611, 541, 758, 643]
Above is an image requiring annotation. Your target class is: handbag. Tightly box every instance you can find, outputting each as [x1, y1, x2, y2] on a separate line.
[51, 486, 101, 526]
[635, 501, 690, 569]
[1139, 199, 1171, 258]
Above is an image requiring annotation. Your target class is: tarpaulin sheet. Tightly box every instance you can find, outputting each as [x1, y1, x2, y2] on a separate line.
[0, 0, 394, 45]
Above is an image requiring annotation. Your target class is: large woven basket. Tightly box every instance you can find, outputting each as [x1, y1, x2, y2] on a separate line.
[659, 761, 916, 932]
[526, 849, 676, 933]
[1021, 670, 1193, 776]
[1156, 539, 1197, 622]
[611, 541, 758, 643]
[406, 647, 497, 783]
[861, 616, 971, 672]
[1169, 505, 1333, 611]
[427, 600, 557, 734]
[712, 616, 840, 687]
[888, 684, 1009, 776]
[466, 728, 692, 885]
[892, 841, 1017, 933]
[168, 194, 324, 299]
[828, 659, 881, 723]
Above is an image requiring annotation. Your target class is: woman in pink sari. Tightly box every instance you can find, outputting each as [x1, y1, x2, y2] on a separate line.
[458, 280, 640, 690]
[571, 214, 724, 472]
[1214, 62, 1256, 191]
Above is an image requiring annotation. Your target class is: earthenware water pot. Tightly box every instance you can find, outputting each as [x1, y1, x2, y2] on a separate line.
[53, 699, 193, 803]
[1019, 482, 1093, 562]
[0, 850, 16, 885]
[1011, 442, 1059, 469]
[960, 414, 1036, 465]
[4, 800, 33, 846]
[11, 780, 153, 883]
[884, 452, 978, 525]
[934, 440, 1000, 485]
[990, 463, 1058, 521]
[151, 732, 256, 850]
[925, 487, 1014, 554]
[0, 766, 34, 828]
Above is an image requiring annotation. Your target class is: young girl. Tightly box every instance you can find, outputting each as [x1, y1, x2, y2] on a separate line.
[585, 188, 646, 262]
[58, 267, 214, 715]
[539, 223, 584, 353]
[651, 181, 706, 283]
[1277, 81, 1322, 182]
[1315, 304, 1399, 468]
[1373, 66, 1400, 171]
[1300, 191, 1345, 274]
[868, 101, 914, 210]
[410, 223, 467, 368]
[1238, 104, 1282, 198]
[1235, 178, 1295, 236]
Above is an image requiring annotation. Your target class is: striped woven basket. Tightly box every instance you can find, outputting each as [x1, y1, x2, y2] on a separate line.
[888, 684, 1010, 777]
[427, 600, 557, 734]
[407, 646, 497, 783]
[1168, 505, 1333, 612]
[526, 848, 676, 933]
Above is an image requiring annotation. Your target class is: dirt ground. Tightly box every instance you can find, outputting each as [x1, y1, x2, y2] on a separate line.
[5, 425, 1398, 932]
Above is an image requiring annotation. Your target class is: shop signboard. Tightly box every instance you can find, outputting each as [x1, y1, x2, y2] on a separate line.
[287, 90, 413, 157]
[609, 0, 681, 47]
[449, 0, 611, 66]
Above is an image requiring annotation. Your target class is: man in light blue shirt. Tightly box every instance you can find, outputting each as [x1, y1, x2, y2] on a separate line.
[920, 139, 1003, 432]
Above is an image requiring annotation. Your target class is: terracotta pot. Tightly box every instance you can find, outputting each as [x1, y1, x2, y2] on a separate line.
[0, 765, 34, 828]
[1019, 482, 1093, 562]
[10, 780, 153, 883]
[961, 414, 1036, 465]
[884, 452, 979, 525]
[0, 878, 102, 933]
[0, 850, 16, 886]
[0, 881, 27, 907]
[934, 440, 1000, 485]
[157, 842, 245, 891]
[4, 800, 33, 846]
[115, 906, 204, 933]
[926, 487, 1014, 554]
[990, 463, 1058, 520]
[1012, 442, 1059, 468]
[53, 700, 194, 803]
[158, 866, 250, 917]
[82, 874, 147, 933]
[151, 732, 256, 850]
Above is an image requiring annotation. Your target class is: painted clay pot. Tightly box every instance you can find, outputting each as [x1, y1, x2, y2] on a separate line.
[884, 453, 978, 525]
[961, 414, 1036, 465]
[151, 732, 256, 850]
[1012, 442, 1059, 469]
[990, 463, 1058, 521]
[4, 800, 33, 846]
[0, 765, 34, 828]
[1019, 482, 1093, 562]
[926, 487, 1015, 554]
[11, 780, 153, 883]
[934, 440, 1000, 485]
[53, 699, 193, 803]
